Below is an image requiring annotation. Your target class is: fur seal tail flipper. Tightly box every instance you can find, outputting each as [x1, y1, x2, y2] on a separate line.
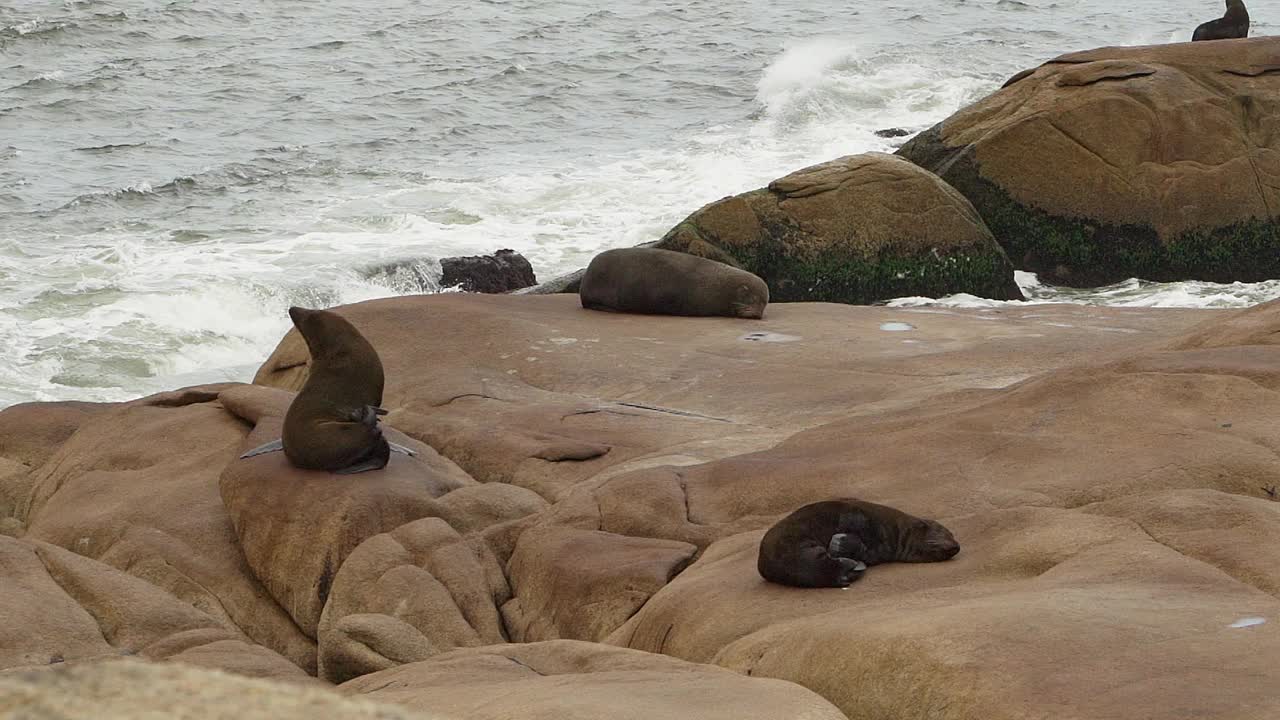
[829, 532, 869, 559]
[240, 437, 411, 467]
[334, 456, 390, 475]
[239, 439, 284, 459]
[388, 441, 417, 457]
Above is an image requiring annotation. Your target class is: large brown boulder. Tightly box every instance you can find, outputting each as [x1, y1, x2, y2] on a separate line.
[250, 295, 1178, 503]
[15, 387, 317, 673]
[0, 535, 303, 680]
[255, 293, 1280, 719]
[316, 516, 513, 683]
[341, 640, 848, 720]
[503, 526, 697, 642]
[217, 385, 478, 638]
[12, 291, 1280, 718]
[898, 38, 1280, 287]
[656, 152, 1023, 304]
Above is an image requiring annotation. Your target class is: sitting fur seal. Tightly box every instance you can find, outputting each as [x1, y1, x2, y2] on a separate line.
[240, 306, 415, 474]
[758, 499, 959, 588]
[1193, 0, 1249, 41]
[579, 248, 769, 319]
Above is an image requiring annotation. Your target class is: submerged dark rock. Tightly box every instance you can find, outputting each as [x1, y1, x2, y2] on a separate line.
[440, 249, 536, 294]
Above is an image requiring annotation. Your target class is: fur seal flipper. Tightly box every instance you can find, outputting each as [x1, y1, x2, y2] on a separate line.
[1193, 0, 1249, 41]
[239, 438, 416, 461]
[239, 439, 284, 459]
[758, 499, 959, 588]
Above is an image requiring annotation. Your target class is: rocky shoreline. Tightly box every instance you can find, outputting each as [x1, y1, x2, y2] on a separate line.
[5, 293, 1280, 718]
[4, 38, 1280, 720]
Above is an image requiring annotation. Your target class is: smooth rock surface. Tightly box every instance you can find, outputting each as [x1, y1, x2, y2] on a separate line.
[16, 388, 317, 673]
[342, 640, 847, 720]
[252, 293, 1280, 718]
[7, 291, 1278, 718]
[0, 535, 304, 680]
[317, 517, 511, 683]
[0, 659, 435, 720]
[219, 385, 478, 637]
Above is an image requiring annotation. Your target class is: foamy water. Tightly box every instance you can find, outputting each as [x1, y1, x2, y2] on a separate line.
[0, 1, 1275, 406]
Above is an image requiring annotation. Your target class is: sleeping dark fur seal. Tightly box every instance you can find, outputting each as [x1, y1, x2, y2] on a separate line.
[579, 248, 769, 319]
[240, 306, 415, 474]
[758, 499, 959, 588]
[1193, 0, 1249, 41]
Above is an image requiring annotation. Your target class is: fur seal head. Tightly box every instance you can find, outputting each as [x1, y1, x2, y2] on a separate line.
[288, 306, 385, 401]
[728, 281, 768, 319]
[758, 499, 959, 588]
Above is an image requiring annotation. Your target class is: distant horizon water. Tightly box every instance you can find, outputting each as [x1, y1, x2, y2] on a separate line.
[0, 0, 1274, 406]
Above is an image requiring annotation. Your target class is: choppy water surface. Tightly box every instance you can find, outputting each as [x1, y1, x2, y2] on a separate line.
[0, 0, 1272, 405]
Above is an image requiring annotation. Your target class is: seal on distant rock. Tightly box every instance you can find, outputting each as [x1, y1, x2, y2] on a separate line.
[240, 306, 415, 474]
[1193, 0, 1249, 41]
[758, 499, 960, 588]
[579, 248, 769, 319]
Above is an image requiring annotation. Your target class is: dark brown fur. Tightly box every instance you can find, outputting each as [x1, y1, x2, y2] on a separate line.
[579, 248, 769, 319]
[282, 307, 390, 472]
[1193, 0, 1249, 41]
[758, 499, 960, 588]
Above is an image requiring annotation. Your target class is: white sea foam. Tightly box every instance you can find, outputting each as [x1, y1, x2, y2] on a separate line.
[889, 273, 1280, 311]
[756, 38, 862, 118]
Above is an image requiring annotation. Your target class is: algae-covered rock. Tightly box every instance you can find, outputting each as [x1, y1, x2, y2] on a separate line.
[656, 152, 1022, 304]
[897, 38, 1280, 287]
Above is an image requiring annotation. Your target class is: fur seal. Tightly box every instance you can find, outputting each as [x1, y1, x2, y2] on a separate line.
[240, 306, 415, 474]
[758, 499, 959, 588]
[1193, 0, 1249, 41]
[579, 248, 769, 319]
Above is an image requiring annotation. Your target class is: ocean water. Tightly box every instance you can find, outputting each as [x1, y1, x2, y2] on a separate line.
[0, 0, 1273, 406]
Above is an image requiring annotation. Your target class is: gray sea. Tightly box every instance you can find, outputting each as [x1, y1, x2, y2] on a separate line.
[0, 0, 1274, 406]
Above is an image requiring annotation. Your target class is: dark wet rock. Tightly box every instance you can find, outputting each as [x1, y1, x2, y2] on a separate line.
[440, 250, 536, 294]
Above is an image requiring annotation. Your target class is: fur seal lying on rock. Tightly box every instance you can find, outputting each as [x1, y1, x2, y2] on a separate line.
[758, 499, 959, 588]
[1193, 0, 1249, 41]
[579, 248, 769, 319]
[240, 306, 415, 474]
